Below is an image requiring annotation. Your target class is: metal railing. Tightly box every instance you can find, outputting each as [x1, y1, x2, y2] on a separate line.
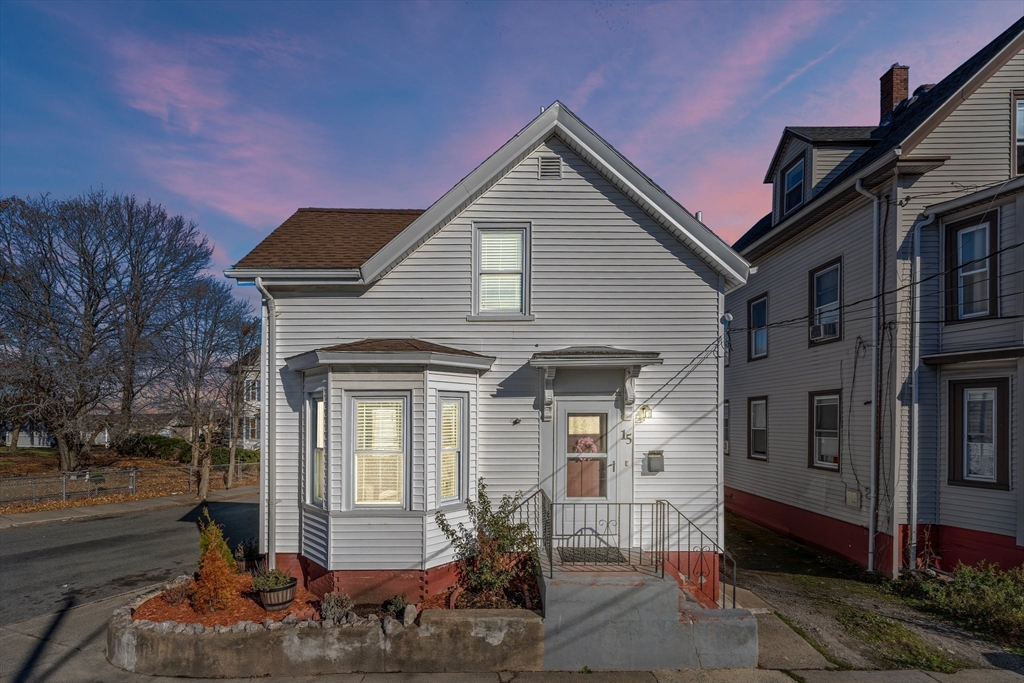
[511, 492, 738, 609]
[0, 463, 259, 506]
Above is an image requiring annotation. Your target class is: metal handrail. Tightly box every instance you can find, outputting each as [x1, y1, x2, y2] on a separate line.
[657, 499, 738, 609]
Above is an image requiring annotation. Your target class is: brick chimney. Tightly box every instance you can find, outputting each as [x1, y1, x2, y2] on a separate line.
[880, 63, 909, 124]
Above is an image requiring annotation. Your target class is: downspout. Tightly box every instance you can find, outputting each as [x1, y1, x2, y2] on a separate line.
[855, 178, 881, 573]
[909, 212, 936, 572]
[255, 277, 277, 571]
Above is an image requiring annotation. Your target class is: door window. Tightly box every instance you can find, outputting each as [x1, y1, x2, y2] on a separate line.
[566, 413, 607, 498]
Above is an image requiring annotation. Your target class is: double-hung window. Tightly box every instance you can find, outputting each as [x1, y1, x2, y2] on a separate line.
[1015, 92, 1024, 176]
[948, 379, 1009, 490]
[354, 397, 406, 506]
[783, 158, 804, 215]
[244, 415, 260, 442]
[245, 379, 260, 402]
[946, 212, 997, 321]
[748, 294, 768, 360]
[308, 394, 326, 508]
[723, 400, 730, 456]
[809, 260, 841, 343]
[809, 392, 840, 470]
[476, 225, 529, 315]
[439, 394, 467, 504]
[748, 397, 768, 460]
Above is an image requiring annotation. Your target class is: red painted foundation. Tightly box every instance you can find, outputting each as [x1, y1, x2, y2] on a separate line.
[664, 551, 720, 609]
[727, 487, 1023, 575]
[272, 553, 460, 604]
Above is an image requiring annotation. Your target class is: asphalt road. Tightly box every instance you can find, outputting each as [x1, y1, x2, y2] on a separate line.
[0, 495, 258, 625]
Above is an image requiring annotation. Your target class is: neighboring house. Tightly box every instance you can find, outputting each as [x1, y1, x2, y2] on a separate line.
[1, 421, 55, 449]
[724, 19, 1024, 577]
[226, 101, 749, 605]
[227, 346, 262, 451]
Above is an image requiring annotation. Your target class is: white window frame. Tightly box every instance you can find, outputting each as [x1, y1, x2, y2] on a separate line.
[350, 393, 410, 509]
[437, 392, 468, 506]
[307, 392, 327, 509]
[962, 387, 997, 483]
[243, 415, 260, 442]
[783, 157, 804, 215]
[956, 223, 990, 319]
[245, 379, 260, 402]
[472, 222, 531, 318]
[811, 393, 840, 470]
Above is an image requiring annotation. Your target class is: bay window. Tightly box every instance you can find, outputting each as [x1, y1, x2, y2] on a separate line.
[354, 397, 407, 506]
[308, 394, 326, 507]
[439, 394, 467, 504]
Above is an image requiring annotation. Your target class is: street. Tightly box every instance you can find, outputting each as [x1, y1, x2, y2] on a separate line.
[0, 495, 258, 625]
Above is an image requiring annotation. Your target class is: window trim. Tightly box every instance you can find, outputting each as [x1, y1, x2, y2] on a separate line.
[437, 392, 469, 507]
[1013, 90, 1024, 178]
[947, 378, 1009, 490]
[807, 390, 841, 471]
[471, 222, 532, 319]
[944, 211, 999, 324]
[747, 396, 768, 461]
[807, 257, 843, 346]
[245, 378, 260, 402]
[723, 400, 730, 456]
[747, 293, 769, 361]
[782, 156, 805, 216]
[306, 391, 327, 509]
[350, 393, 411, 509]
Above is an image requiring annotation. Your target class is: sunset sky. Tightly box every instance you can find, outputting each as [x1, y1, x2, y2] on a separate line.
[1, 0, 1021, 279]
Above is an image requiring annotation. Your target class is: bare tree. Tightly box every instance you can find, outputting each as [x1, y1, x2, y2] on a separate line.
[0, 193, 121, 471]
[107, 196, 212, 439]
[166, 277, 245, 500]
[224, 313, 259, 489]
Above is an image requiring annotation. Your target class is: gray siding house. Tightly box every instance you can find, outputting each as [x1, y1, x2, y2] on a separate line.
[725, 19, 1024, 577]
[226, 102, 749, 605]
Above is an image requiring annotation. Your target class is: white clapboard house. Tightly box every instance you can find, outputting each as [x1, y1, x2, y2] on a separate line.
[226, 102, 749, 609]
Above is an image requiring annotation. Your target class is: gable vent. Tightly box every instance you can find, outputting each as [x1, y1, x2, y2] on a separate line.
[538, 156, 562, 180]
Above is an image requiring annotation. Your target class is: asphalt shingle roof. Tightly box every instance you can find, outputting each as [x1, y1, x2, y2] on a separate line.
[318, 338, 487, 357]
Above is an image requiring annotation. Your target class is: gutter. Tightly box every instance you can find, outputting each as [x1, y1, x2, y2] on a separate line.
[909, 212, 936, 572]
[855, 178, 882, 574]
[254, 277, 277, 571]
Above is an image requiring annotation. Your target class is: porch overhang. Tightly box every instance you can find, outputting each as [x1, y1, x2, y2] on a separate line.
[921, 345, 1024, 366]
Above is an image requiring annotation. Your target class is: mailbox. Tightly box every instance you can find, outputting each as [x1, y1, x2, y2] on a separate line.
[646, 450, 664, 473]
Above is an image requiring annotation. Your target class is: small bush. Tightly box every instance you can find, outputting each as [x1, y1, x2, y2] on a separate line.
[162, 580, 194, 606]
[192, 547, 236, 612]
[198, 508, 237, 572]
[382, 594, 409, 619]
[251, 568, 295, 591]
[320, 592, 354, 621]
[435, 478, 536, 599]
[911, 562, 1024, 644]
[211, 445, 260, 465]
[116, 434, 192, 462]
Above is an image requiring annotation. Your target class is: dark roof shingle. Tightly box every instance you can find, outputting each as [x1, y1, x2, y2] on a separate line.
[787, 126, 881, 142]
[233, 208, 424, 270]
[319, 338, 487, 357]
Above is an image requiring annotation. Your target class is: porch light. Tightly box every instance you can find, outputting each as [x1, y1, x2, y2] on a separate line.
[635, 404, 653, 423]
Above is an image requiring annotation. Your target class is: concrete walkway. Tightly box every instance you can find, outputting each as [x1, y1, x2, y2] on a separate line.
[0, 484, 259, 529]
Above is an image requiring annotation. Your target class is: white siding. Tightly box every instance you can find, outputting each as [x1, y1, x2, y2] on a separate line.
[268, 137, 724, 570]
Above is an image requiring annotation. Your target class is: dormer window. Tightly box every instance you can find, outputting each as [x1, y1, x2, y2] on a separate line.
[783, 158, 804, 215]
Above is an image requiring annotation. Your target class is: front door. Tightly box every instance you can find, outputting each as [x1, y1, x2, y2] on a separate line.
[553, 399, 630, 560]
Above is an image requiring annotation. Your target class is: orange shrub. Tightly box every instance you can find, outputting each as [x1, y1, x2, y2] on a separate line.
[192, 549, 236, 613]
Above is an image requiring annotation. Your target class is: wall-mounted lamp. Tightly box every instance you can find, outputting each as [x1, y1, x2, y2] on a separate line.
[635, 404, 653, 424]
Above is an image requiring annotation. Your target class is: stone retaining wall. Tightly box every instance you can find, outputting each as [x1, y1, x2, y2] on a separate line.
[108, 589, 543, 677]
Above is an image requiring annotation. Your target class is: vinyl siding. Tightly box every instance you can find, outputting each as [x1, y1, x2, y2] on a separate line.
[267, 137, 725, 570]
[773, 139, 812, 225]
[812, 146, 869, 196]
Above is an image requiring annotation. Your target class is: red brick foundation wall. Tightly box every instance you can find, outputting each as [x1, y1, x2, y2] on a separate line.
[273, 553, 461, 604]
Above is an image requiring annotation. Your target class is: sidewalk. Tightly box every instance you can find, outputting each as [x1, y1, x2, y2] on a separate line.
[2, 588, 1020, 683]
[0, 485, 259, 530]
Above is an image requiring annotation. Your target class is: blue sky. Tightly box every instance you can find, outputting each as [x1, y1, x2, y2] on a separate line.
[1, 0, 1021, 278]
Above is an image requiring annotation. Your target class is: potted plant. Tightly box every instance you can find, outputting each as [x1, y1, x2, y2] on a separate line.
[234, 538, 264, 574]
[251, 569, 297, 611]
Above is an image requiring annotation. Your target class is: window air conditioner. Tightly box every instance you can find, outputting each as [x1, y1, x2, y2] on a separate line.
[809, 322, 839, 341]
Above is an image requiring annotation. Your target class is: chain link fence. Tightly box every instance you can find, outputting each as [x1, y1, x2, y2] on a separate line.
[0, 463, 259, 506]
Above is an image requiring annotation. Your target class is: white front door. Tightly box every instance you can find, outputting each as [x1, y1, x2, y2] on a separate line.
[553, 399, 631, 556]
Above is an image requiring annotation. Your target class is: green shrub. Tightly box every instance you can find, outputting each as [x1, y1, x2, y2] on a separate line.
[911, 562, 1024, 644]
[198, 507, 237, 572]
[210, 445, 260, 465]
[382, 594, 409, 619]
[435, 478, 536, 598]
[320, 592, 354, 621]
[251, 568, 295, 591]
[116, 434, 192, 462]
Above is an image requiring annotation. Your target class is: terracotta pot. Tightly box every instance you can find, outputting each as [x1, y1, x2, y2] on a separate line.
[258, 577, 297, 612]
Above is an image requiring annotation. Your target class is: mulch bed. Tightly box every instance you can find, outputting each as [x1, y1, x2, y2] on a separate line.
[132, 574, 319, 627]
[417, 573, 542, 613]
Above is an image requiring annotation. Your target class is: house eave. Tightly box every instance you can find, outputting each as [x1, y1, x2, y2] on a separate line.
[224, 268, 364, 286]
[926, 176, 1024, 217]
[921, 345, 1024, 366]
[286, 350, 496, 373]
[529, 351, 663, 369]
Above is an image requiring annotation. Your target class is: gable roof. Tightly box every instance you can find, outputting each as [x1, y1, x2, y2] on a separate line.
[233, 208, 423, 270]
[763, 126, 881, 183]
[736, 17, 1024, 257]
[227, 102, 749, 291]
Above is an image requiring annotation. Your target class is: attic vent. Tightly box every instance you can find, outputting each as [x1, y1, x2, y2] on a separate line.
[538, 156, 562, 180]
